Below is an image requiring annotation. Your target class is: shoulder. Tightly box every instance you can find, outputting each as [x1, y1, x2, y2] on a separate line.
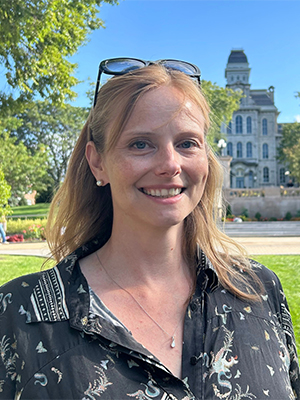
[249, 259, 286, 313]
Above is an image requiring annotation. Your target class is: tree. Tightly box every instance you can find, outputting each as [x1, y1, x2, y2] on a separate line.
[278, 122, 300, 183]
[12, 101, 89, 193]
[0, 0, 118, 104]
[0, 168, 11, 218]
[202, 81, 242, 149]
[0, 133, 48, 205]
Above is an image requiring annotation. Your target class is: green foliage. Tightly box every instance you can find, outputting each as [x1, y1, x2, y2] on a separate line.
[0, 0, 118, 105]
[255, 212, 262, 221]
[241, 208, 249, 218]
[12, 100, 89, 190]
[226, 204, 233, 217]
[202, 81, 242, 149]
[285, 212, 292, 221]
[0, 133, 48, 204]
[6, 218, 47, 236]
[0, 168, 11, 218]
[278, 122, 300, 184]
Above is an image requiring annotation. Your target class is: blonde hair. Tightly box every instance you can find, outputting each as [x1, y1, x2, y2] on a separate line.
[47, 64, 261, 300]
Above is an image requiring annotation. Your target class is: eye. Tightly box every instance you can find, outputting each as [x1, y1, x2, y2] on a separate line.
[178, 140, 198, 149]
[130, 140, 148, 150]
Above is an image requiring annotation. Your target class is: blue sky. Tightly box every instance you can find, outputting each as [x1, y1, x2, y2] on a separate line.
[71, 0, 300, 123]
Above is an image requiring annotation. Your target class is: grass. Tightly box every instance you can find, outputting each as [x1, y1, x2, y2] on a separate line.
[0, 254, 299, 355]
[254, 255, 300, 355]
[10, 203, 50, 218]
[0, 255, 54, 286]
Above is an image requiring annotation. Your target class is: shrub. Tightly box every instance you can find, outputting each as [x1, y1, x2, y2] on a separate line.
[7, 218, 47, 240]
[255, 212, 262, 221]
[226, 204, 233, 217]
[269, 217, 278, 221]
[241, 208, 249, 218]
[285, 212, 292, 221]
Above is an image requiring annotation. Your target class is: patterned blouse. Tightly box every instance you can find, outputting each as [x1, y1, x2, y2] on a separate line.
[0, 237, 299, 399]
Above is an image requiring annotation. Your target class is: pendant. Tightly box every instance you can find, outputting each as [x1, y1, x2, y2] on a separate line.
[171, 336, 176, 348]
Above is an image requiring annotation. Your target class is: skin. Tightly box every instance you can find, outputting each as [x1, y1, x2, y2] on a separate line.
[87, 85, 208, 235]
[84, 85, 209, 378]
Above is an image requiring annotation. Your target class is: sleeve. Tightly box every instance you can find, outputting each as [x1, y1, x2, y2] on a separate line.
[276, 277, 300, 398]
[0, 285, 17, 399]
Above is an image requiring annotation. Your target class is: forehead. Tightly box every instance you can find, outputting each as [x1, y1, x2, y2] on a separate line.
[124, 85, 204, 132]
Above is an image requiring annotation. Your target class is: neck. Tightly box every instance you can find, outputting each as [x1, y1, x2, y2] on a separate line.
[98, 221, 189, 285]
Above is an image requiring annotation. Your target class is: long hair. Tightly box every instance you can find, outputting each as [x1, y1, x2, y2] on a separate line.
[47, 64, 261, 300]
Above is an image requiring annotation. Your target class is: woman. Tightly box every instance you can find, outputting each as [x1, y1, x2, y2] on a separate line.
[0, 59, 299, 399]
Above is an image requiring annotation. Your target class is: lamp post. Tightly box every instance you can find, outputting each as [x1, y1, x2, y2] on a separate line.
[217, 139, 227, 156]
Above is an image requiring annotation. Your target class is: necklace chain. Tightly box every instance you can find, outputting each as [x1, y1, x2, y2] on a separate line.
[95, 252, 184, 349]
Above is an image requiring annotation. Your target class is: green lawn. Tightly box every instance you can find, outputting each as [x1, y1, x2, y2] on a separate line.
[254, 255, 300, 355]
[10, 203, 50, 217]
[0, 254, 299, 355]
[0, 255, 54, 286]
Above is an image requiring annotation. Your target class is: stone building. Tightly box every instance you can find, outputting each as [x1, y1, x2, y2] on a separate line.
[223, 49, 286, 188]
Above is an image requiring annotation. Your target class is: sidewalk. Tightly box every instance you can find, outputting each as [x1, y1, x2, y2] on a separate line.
[0, 236, 299, 257]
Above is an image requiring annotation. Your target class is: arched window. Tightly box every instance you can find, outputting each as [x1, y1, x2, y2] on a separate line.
[237, 142, 243, 158]
[247, 116, 252, 133]
[262, 143, 269, 159]
[263, 167, 269, 183]
[279, 168, 285, 184]
[246, 142, 252, 158]
[227, 121, 232, 134]
[262, 118, 268, 135]
[227, 142, 233, 157]
[236, 116, 243, 134]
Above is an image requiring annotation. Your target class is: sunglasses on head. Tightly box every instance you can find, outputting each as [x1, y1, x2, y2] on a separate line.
[93, 57, 201, 107]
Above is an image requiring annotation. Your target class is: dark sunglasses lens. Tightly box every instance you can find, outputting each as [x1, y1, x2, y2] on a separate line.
[103, 59, 146, 74]
[161, 60, 198, 75]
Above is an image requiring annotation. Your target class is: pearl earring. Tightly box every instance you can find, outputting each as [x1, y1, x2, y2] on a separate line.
[96, 180, 103, 187]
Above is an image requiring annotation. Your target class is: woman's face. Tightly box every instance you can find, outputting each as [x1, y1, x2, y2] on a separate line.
[95, 85, 208, 231]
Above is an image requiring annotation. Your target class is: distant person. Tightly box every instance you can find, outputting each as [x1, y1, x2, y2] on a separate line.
[0, 58, 299, 399]
[0, 215, 8, 244]
[287, 179, 294, 187]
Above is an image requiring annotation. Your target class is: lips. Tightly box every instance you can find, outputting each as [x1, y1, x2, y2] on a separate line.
[140, 187, 184, 198]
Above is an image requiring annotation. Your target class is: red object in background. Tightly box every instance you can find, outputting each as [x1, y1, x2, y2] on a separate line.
[7, 234, 24, 242]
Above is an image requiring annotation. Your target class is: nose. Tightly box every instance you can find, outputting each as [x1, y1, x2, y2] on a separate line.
[154, 144, 182, 177]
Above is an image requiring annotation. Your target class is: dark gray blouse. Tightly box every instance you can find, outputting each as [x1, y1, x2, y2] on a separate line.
[0, 237, 299, 399]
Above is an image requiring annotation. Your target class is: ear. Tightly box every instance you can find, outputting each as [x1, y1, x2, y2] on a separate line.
[85, 141, 108, 184]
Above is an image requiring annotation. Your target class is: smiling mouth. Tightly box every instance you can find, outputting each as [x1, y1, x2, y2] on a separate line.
[140, 188, 184, 198]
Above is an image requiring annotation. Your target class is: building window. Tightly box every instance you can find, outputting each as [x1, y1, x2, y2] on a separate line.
[262, 143, 269, 159]
[262, 118, 268, 135]
[237, 142, 243, 158]
[263, 167, 269, 183]
[227, 142, 233, 156]
[227, 121, 232, 134]
[279, 168, 285, 184]
[246, 142, 252, 158]
[236, 116, 243, 134]
[247, 116, 252, 133]
[248, 171, 254, 188]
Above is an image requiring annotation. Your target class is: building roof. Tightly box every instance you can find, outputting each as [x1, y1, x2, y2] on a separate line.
[250, 93, 274, 105]
[228, 50, 248, 64]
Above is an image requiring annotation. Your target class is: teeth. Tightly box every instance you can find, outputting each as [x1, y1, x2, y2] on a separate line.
[143, 188, 182, 198]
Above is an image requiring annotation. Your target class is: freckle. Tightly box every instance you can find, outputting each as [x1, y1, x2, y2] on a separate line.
[171, 248, 174, 251]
